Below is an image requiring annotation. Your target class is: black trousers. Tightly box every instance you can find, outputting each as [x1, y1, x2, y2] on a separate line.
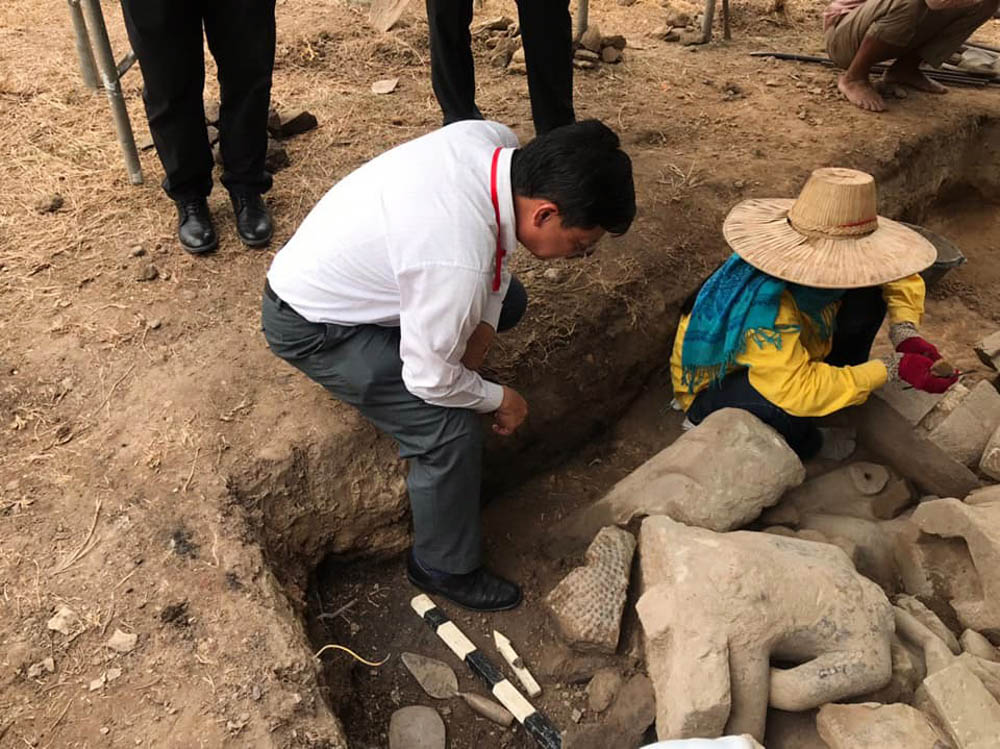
[425, 0, 575, 134]
[688, 287, 887, 460]
[121, 0, 276, 201]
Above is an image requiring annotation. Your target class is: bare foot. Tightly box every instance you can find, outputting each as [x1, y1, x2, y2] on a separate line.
[838, 73, 886, 112]
[883, 64, 949, 94]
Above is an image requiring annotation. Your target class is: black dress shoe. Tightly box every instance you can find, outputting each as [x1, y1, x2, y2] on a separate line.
[406, 551, 522, 612]
[175, 198, 218, 254]
[231, 192, 273, 248]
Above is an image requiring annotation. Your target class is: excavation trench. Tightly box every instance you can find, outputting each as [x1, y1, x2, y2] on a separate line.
[226, 115, 1000, 747]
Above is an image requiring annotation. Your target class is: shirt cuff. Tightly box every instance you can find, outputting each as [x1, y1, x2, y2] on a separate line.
[474, 380, 505, 414]
[854, 359, 889, 391]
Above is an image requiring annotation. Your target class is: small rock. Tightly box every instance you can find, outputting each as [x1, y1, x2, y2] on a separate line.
[574, 48, 600, 62]
[27, 657, 56, 678]
[586, 667, 622, 712]
[579, 25, 603, 53]
[490, 39, 518, 67]
[765, 78, 779, 86]
[664, 9, 692, 26]
[204, 100, 221, 125]
[267, 109, 319, 137]
[573, 59, 596, 71]
[543, 267, 567, 283]
[138, 137, 155, 151]
[797, 110, 808, 120]
[207, 125, 220, 145]
[89, 673, 107, 691]
[212, 142, 223, 166]
[507, 62, 528, 75]
[35, 194, 64, 214]
[100, 727, 110, 735]
[135, 263, 159, 282]
[106, 628, 138, 654]
[511, 47, 526, 66]
[650, 25, 680, 42]
[47, 605, 78, 636]
[618, 0, 637, 5]
[961, 629, 999, 662]
[601, 47, 623, 64]
[129, 244, 146, 257]
[148, 319, 162, 330]
[106, 666, 122, 682]
[571, 708, 583, 723]
[371, 78, 399, 95]
[265, 140, 290, 173]
[602, 34, 627, 50]
[252, 685, 262, 700]
[809, 86, 822, 95]
[475, 15, 515, 33]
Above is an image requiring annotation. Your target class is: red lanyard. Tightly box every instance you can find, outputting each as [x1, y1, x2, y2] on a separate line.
[489, 147, 504, 292]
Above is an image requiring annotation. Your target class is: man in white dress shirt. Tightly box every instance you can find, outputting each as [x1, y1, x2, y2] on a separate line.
[262, 119, 635, 611]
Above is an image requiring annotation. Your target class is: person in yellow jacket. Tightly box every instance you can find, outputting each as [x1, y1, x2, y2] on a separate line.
[670, 167, 958, 459]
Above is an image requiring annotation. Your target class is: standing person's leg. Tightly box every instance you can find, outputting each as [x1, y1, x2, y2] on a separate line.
[515, 0, 575, 134]
[826, 0, 928, 111]
[425, 0, 482, 125]
[497, 276, 528, 333]
[825, 286, 887, 366]
[120, 0, 217, 253]
[686, 370, 823, 459]
[261, 290, 519, 609]
[203, 0, 276, 247]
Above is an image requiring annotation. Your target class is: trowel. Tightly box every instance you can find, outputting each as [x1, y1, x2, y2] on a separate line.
[401, 651, 514, 727]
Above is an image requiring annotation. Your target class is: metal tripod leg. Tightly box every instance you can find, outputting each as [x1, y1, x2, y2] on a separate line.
[78, 0, 143, 185]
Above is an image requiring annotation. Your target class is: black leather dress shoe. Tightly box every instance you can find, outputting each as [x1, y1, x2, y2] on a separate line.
[406, 551, 522, 612]
[231, 192, 273, 248]
[175, 198, 218, 254]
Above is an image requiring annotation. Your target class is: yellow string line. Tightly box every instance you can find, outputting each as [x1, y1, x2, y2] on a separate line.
[313, 643, 390, 667]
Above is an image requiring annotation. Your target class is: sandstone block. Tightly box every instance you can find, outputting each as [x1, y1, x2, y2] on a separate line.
[563, 674, 655, 749]
[974, 330, 1000, 371]
[875, 379, 944, 425]
[850, 397, 980, 498]
[545, 526, 635, 653]
[966, 485, 1000, 506]
[922, 661, 1000, 749]
[979, 424, 1000, 482]
[637, 516, 893, 742]
[555, 409, 804, 552]
[798, 513, 899, 592]
[896, 595, 961, 654]
[585, 667, 622, 713]
[956, 652, 1000, 703]
[927, 381, 1000, 467]
[920, 381, 971, 433]
[764, 462, 911, 523]
[816, 702, 944, 748]
[961, 629, 999, 662]
[913, 499, 1000, 636]
[862, 635, 924, 704]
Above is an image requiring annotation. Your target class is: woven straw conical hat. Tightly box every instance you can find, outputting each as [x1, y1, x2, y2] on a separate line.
[723, 167, 937, 288]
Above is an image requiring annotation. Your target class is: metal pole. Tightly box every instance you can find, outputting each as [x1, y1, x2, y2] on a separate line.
[573, 0, 589, 45]
[79, 0, 143, 185]
[67, 0, 99, 89]
[701, 0, 717, 43]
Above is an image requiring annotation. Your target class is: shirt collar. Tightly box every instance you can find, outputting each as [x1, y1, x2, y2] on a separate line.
[493, 146, 517, 256]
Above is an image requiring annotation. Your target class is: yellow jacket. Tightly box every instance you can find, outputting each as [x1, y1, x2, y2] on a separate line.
[670, 275, 925, 417]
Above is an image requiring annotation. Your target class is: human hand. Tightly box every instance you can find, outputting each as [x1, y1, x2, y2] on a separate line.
[897, 353, 958, 393]
[493, 386, 527, 436]
[895, 335, 942, 362]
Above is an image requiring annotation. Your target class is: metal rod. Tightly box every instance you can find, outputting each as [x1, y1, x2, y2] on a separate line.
[79, 0, 143, 185]
[67, 0, 99, 89]
[573, 0, 589, 45]
[750, 51, 994, 87]
[701, 0, 716, 43]
[116, 50, 137, 79]
[722, 0, 731, 41]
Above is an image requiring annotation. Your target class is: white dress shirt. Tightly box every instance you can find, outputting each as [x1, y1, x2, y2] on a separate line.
[266, 120, 519, 414]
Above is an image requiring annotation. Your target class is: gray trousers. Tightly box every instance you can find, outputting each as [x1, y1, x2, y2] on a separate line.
[826, 0, 1000, 68]
[260, 279, 527, 574]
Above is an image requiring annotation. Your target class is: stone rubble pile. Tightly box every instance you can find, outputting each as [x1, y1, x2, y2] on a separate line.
[545, 371, 1000, 746]
[205, 100, 318, 173]
[474, 15, 628, 76]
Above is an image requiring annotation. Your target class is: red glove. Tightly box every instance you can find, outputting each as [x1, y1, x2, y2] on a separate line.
[896, 336, 942, 362]
[898, 353, 958, 393]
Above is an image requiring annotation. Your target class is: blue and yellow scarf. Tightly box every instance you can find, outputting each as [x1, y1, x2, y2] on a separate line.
[680, 254, 845, 392]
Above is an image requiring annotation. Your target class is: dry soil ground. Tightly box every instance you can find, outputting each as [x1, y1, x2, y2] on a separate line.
[2, 0, 1000, 747]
